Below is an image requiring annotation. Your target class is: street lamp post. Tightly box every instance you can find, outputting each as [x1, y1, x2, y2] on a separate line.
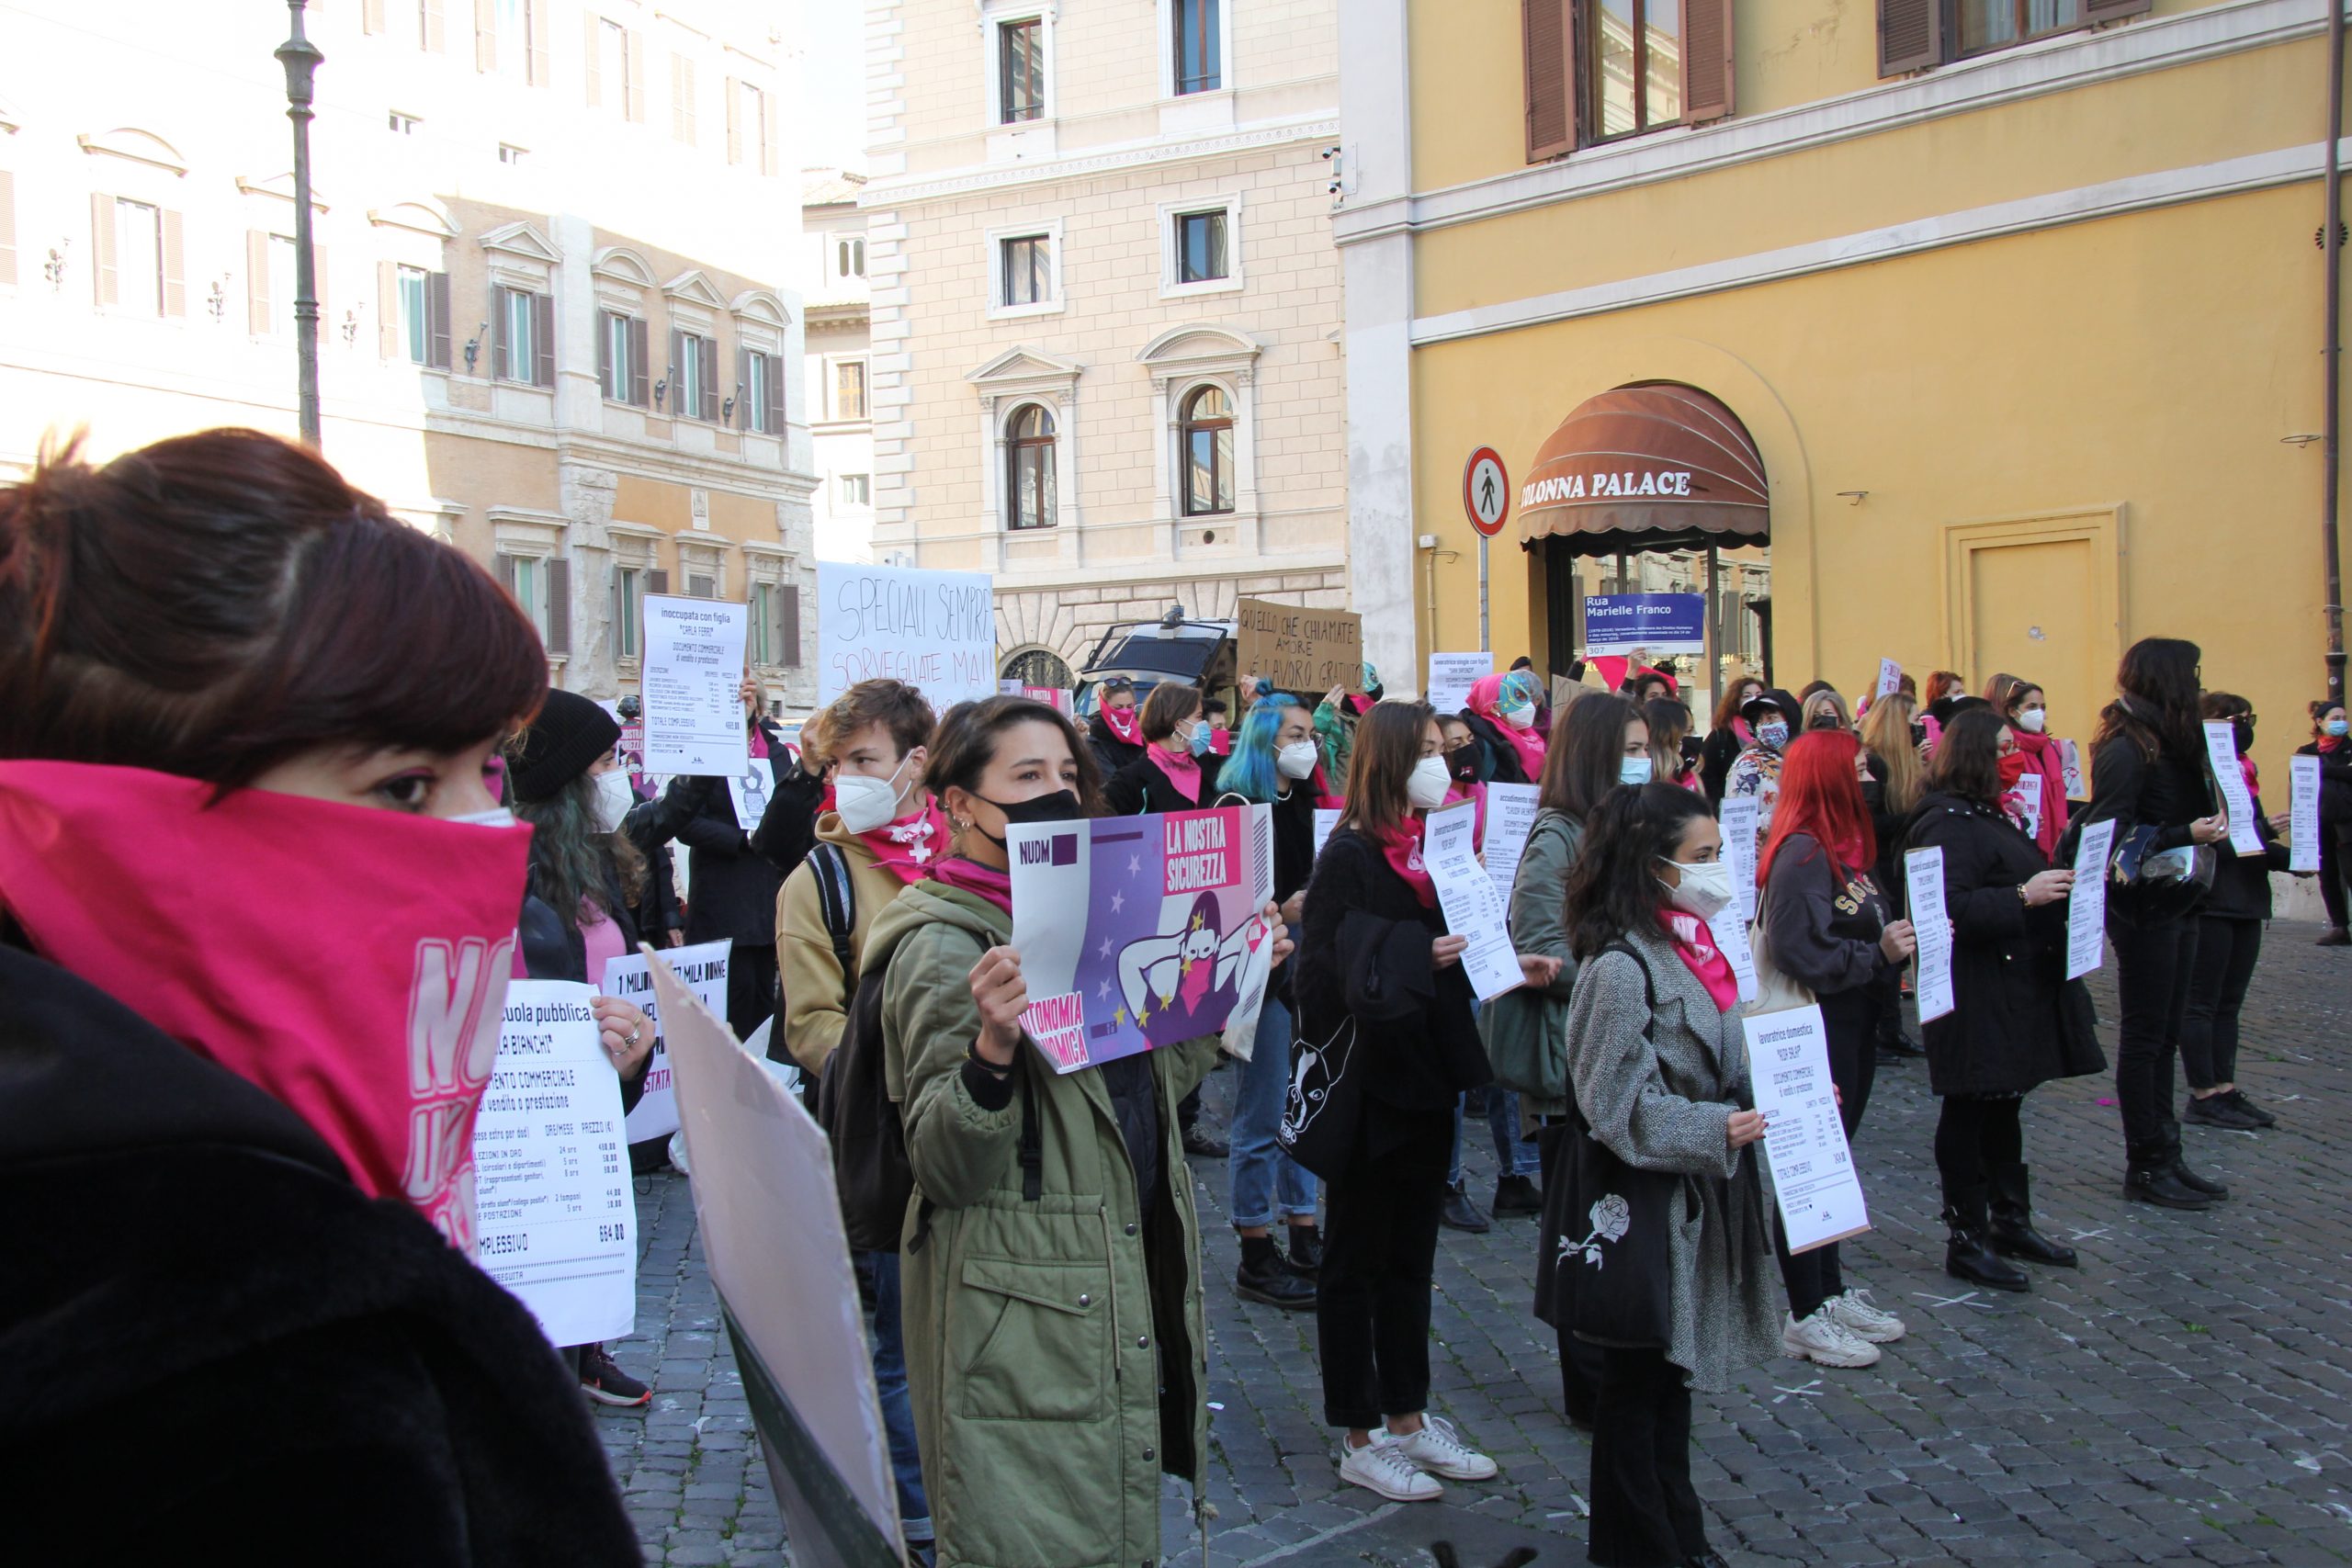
[277, 2, 325, 447]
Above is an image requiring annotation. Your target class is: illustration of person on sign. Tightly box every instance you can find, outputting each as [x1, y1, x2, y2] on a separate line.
[1116, 890, 1267, 1049]
[1479, 467, 1498, 519]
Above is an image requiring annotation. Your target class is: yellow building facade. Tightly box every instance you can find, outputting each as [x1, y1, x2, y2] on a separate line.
[1335, 0, 2341, 774]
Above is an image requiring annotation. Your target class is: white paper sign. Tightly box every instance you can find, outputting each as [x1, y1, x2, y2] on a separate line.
[2066, 818, 2117, 980]
[2203, 721, 2265, 858]
[1313, 807, 1340, 860]
[642, 596, 751, 775]
[604, 940, 733, 1142]
[1718, 913, 1759, 1005]
[2011, 774, 2043, 842]
[1744, 1004, 1871, 1254]
[727, 756, 774, 831]
[2290, 754, 2324, 873]
[1424, 800, 1521, 1001]
[1904, 846, 1955, 1024]
[2058, 739, 2086, 799]
[1719, 795, 1762, 927]
[1426, 651, 1493, 716]
[472, 979, 637, 1347]
[1481, 784, 1544, 905]
[1875, 658, 1903, 699]
[815, 559, 996, 711]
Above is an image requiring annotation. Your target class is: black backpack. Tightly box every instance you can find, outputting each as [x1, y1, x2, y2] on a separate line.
[809, 845, 1041, 1254]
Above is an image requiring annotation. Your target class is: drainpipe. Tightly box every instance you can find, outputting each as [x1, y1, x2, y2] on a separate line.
[2326, 0, 2346, 705]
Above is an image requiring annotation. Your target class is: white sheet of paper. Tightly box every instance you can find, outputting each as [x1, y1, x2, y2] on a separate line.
[1423, 800, 1521, 1001]
[2203, 721, 2265, 858]
[1875, 658, 1902, 699]
[2066, 818, 2117, 980]
[471, 979, 637, 1347]
[1745, 1005, 1871, 1254]
[1313, 807, 1340, 860]
[2290, 754, 2323, 873]
[650, 956, 901, 1556]
[641, 595, 751, 774]
[1426, 651, 1493, 716]
[1904, 846, 1955, 1023]
[1719, 795, 1761, 927]
[814, 559, 997, 711]
[1717, 912, 1759, 1005]
[603, 940, 733, 1142]
[727, 757, 774, 831]
[2058, 739, 2086, 799]
[1481, 783, 1543, 905]
[2012, 775, 2043, 843]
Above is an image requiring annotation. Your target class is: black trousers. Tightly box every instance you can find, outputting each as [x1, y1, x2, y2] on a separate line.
[726, 942, 781, 1053]
[1589, 1346, 1707, 1567]
[1775, 990, 1877, 1319]
[2109, 914, 2199, 1148]
[2323, 826, 2349, 930]
[1933, 1093, 2024, 1198]
[2180, 915, 2263, 1091]
[1316, 1106, 1452, 1429]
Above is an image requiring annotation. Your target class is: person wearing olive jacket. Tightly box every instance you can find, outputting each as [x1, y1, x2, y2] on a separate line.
[872, 695, 1285, 1568]
[1906, 709, 2103, 1291]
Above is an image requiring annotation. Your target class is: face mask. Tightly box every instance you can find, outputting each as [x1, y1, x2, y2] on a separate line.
[1756, 720, 1790, 750]
[2232, 717, 2256, 754]
[1100, 705, 1141, 743]
[1445, 743, 1480, 782]
[1186, 722, 1215, 758]
[1657, 857, 1736, 923]
[970, 787, 1082, 846]
[1997, 751, 2028, 789]
[449, 807, 517, 829]
[1406, 756, 1452, 810]
[1501, 705, 1536, 731]
[1620, 755, 1654, 786]
[2016, 707, 2047, 733]
[834, 755, 914, 836]
[590, 769, 637, 834]
[1277, 740, 1321, 781]
[2329, 719, 2349, 738]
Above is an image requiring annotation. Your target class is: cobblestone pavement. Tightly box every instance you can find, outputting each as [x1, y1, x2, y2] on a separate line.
[596, 921, 2352, 1567]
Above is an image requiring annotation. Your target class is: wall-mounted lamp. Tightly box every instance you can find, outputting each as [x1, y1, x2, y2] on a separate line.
[2283, 433, 2324, 447]
[463, 321, 488, 375]
[208, 276, 230, 322]
[654, 367, 674, 411]
[341, 307, 361, 347]
[1836, 491, 1869, 506]
[723, 380, 744, 425]
[43, 239, 70, 292]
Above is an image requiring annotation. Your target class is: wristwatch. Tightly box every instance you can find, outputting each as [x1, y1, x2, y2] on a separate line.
[2015, 882, 2032, 905]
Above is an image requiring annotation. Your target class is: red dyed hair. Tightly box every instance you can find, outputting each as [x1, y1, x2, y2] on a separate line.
[1758, 729, 1876, 885]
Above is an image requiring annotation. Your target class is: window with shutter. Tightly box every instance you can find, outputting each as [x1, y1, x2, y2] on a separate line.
[474, 0, 496, 71]
[533, 290, 555, 387]
[1577, 0, 1689, 142]
[777, 588, 801, 669]
[526, 0, 549, 84]
[363, 0, 386, 34]
[648, 568, 670, 596]
[687, 573, 715, 599]
[599, 309, 618, 398]
[627, 30, 647, 122]
[0, 171, 17, 288]
[698, 334, 719, 422]
[725, 76, 742, 164]
[426, 270, 453, 368]
[160, 210, 187, 318]
[245, 231, 271, 333]
[421, 0, 446, 52]
[492, 285, 514, 378]
[747, 583, 772, 665]
[1521, 0, 1574, 162]
[673, 53, 698, 143]
[628, 316, 650, 405]
[583, 12, 603, 105]
[1878, 0, 1941, 71]
[764, 353, 786, 434]
[544, 558, 571, 654]
[1682, 0, 1735, 122]
[615, 566, 641, 659]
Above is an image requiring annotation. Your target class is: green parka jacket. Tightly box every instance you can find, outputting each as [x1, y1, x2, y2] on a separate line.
[867, 878, 1219, 1568]
[1476, 807, 1583, 1122]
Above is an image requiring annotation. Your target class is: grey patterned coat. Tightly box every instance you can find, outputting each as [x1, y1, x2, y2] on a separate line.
[1562, 921, 1781, 1392]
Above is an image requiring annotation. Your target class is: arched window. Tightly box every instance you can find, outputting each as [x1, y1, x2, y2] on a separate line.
[1006, 403, 1057, 530]
[1001, 647, 1074, 690]
[1180, 384, 1234, 516]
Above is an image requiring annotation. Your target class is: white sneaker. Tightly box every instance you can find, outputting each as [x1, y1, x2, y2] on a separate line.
[1384, 1414, 1499, 1482]
[1781, 1307, 1882, 1368]
[1338, 1435, 1444, 1501]
[1822, 1288, 1906, 1345]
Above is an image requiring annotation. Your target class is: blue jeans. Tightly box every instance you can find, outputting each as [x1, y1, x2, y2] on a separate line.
[1450, 1086, 1540, 1186]
[861, 1250, 932, 1543]
[1228, 993, 1318, 1227]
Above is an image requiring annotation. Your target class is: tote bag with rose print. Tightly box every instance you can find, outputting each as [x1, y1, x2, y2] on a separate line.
[1533, 942, 1679, 1349]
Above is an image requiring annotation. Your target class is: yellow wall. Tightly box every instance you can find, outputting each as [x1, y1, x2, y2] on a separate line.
[1410, 183, 2343, 781]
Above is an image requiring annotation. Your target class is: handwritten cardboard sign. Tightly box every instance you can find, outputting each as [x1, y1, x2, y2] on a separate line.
[1236, 597, 1363, 695]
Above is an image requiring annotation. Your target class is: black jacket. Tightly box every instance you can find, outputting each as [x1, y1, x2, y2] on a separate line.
[1090, 724, 1147, 782]
[1295, 827, 1490, 1118]
[2293, 740, 2352, 826]
[650, 719, 801, 948]
[1905, 793, 2099, 1099]
[2206, 776, 2293, 921]
[2083, 725, 2213, 854]
[1700, 724, 1745, 805]
[0, 944, 639, 1566]
[1458, 710, 1535, 786]
[1759, 833, 1894, 1036]
[1102, 750, 1215, 816]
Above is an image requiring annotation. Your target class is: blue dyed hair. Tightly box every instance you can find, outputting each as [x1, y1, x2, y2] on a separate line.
[1216, 683, 1305, 803]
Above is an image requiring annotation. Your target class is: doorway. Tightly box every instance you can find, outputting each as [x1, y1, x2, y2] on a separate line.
[1944, 508, 2123, 751]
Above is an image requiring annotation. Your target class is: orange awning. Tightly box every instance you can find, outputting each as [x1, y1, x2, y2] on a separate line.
[1518, 383, 1768, 556]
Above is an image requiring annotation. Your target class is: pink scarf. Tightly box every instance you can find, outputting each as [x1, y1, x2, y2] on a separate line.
[0, 761, 530, 1252]
[749, 724, 770, 760]
[2239, 755, 2260, 796]
[858, 797, 951, 886]
[1371, 818, 1437, 908]
[1660, 910, 1740, 1012]
[929, 853, 1013, 914]
[1148, 740, 1203, 801]
[1099, 705, 1142, 746]
[1468, 671, 1548, 781]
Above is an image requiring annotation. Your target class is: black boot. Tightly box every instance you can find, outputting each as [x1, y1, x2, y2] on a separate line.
[1282, 1223, 1324, 1280]
[2162, 1124, 2229, 1201]
[1236, 1235, 1317, 1309]
[1943, 1189, 2030, 1292]
[1987, 1162, 2077, 1266]
[2123, 1137, 2213, 1209]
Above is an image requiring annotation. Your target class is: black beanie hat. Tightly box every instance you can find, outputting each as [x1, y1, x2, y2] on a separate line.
[510, 689, 621, 805]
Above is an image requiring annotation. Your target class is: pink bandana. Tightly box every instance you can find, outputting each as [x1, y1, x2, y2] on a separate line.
[1660, 910, 1740, 1012]
[0, 761, 530, 1252]
[1373, 818, 1438, 908]
[1468, 671, 1548, 781]
[928, 853, 1013, 914]
[857, 797, 950, 886]
[1148, 740, 1203, 801]
[1100, 705, 1143, 745]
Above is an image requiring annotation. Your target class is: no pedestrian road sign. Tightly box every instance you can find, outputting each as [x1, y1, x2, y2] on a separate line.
[1464, 446, 1510, 537]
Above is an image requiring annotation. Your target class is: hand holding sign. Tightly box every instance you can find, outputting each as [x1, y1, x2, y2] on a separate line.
[968, 946, 1028, 1066]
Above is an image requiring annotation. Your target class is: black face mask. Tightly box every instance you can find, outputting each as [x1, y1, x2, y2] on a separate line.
[970, 788, 1082, 846]
[2233, 717, 2255, 754]
[1446, 743, 1480, 782]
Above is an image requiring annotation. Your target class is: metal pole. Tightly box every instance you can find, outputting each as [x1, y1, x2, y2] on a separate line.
[278, 3, 325, 447]
[1706, 540, 1721, 726]
[1478, 534, 1490, 653]
[2325, 0, 2347, 705]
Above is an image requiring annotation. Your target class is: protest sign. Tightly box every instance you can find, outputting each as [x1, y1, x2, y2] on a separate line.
[1720, 795, 1761, 927]
[1008, 806, 1277, 1070]
[2066, 818, 2116, 979]
[602, 940, 731, 1143]
[1874, 658, 1903, 699]
[728, 756, 774, 832]
[1424, 801, 1522, 1001]
[1023, 684, 1073, 716]
[1717, 910, 1759, 1007]
[2008, 775, 2043, 843]
[2202, 721, 2265, 857]
[1904, 846, 1955, 1023]
[1745, 1005, 1871, 1254]
[1313, 807, 1340, 860]
[650, 958, 903, 1567]
[471, 980, 637, 1347]
[2058, 739, 2086, 798]
[1481, 783, 1543, 905]
[1236, 598, 1363, 695]
[2290, 754, 2323, 873]
[642, 595, 750, 774]
[1581, 593, 1706, 656]
[1427, 652, 1492, 716]
[815, 560, 995, 711]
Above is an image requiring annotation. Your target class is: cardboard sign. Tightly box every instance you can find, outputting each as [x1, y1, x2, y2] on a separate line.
[1427, 651, 1492, 716]
[642, 594, 751, 775]
[602, 939, 733, 1143]
[1235, 598, 1363, 696]
[815, 560, 996, 711]
[1745, 1005, 1871, 1254]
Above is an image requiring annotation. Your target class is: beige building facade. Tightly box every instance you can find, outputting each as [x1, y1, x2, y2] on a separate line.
[803, 167, 876, 565]
[0, 0, 819, 710]
[864, 0, 1348, 687]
